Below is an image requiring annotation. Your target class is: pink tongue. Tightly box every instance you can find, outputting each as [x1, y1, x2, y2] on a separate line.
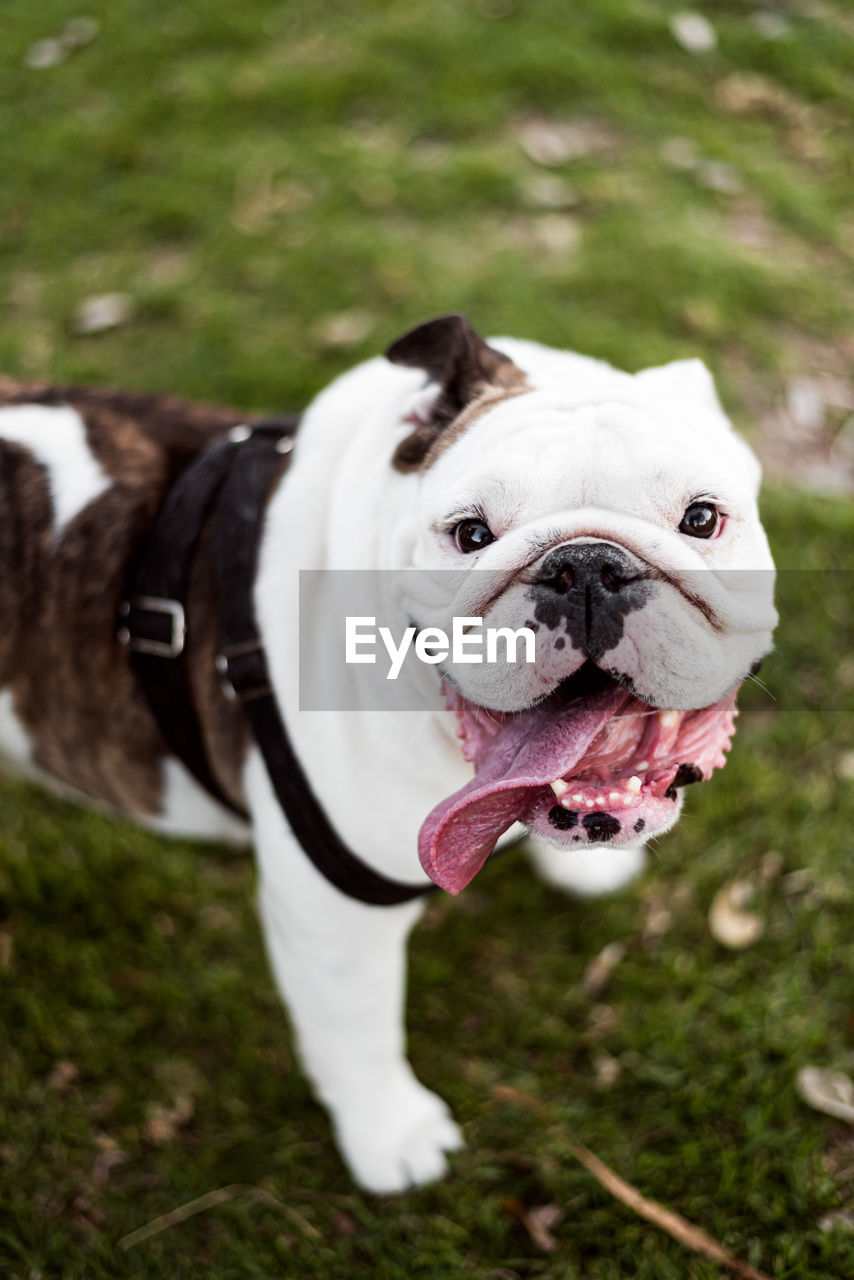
[419, 685, 628, 894]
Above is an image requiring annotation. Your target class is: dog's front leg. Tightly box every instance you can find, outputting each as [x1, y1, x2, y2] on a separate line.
[247, 755, 462, 1193]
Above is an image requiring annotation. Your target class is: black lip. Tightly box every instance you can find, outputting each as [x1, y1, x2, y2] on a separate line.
[554, 660, 620, 703]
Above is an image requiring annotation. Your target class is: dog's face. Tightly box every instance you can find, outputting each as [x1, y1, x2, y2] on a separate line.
[385, 315, 777, 893]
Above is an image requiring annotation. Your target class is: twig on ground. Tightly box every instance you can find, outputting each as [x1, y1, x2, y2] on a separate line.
[568, 1142, 773, 1280]
[117, 1182, 321, 1251]
[491, 1086, 773, 1279]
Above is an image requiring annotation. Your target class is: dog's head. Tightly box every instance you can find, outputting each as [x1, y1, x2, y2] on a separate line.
[385, 314, 777, 893]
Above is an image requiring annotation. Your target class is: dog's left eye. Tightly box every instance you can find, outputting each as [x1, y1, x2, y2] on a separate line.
[454, 519, 495, 553]
[679, 502, 719, 538]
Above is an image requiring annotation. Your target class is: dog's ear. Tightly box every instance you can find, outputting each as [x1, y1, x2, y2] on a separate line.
[386, 314, 525, 471]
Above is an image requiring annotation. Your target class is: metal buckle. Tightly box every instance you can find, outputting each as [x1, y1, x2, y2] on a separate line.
[227, 423, 294, 455]
[117, 596, 186, 658]
[215, 640, 271, 703]
[227, 423, 252, 444]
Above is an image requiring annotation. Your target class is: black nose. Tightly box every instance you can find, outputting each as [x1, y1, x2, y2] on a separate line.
[530, 541, 650, 657]
[538, 542, 640, 597]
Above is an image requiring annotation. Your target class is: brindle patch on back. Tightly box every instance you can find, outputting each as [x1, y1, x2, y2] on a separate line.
[0, 380, 252, 818]
[386, 314, 529, 473]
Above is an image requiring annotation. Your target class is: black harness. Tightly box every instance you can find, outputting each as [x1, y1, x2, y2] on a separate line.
[119, 418, 436, 907]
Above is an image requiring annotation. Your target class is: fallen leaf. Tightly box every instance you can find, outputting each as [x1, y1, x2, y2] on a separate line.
[796, 1066, 854, 1124]
[593, 1051, 621, 1091]
[25, 39, 68, 69]
[25, 17, 98, 68]
[62, 17, 99, 47]
[522, 174, 579, 209]
[330, 1209, 359, 1236]
[670, 13, 718, 54]
[787, 377, 827, 433]
[144, 1091, 195, 1144]
[231, 166, 313, 234]
[696, 160, 742, 195]
[584, 1002, 619, 1042]
[837, 750, 854, 780]
[781, 868, 812, 895]
[750, 12, 791, 41]
[759, 850, 784, 884]
[708, 879, 764, 949]
[818, 1210, 854, 1234]
[313, 310, 375, 348]
[715, 73, 802, 123]
[532, 214, 582, 254]
[523, 1203, 562, 1252]
[491, 1083, 549, 1116]
[660, 137, 700, 171]
[91, 1140, 128, 1188]
[74, 293, 133, 335]
[582, 941, 625, 996]
[515, 117, 616, 167]
[47, 1060, 79, 1091]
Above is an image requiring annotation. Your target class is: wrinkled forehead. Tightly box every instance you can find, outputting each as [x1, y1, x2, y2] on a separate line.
[420, 391, 746, 516]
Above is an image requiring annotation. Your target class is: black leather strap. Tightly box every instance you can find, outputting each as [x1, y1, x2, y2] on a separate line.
[120, 435, 245, 816]
[122, 418, 436, 906]
[212, 432, 436, 906]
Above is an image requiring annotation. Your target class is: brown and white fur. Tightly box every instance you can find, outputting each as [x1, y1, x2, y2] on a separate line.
[0, 319, 776, 1192]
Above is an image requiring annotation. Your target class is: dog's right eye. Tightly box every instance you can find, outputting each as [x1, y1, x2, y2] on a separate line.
[454, 519, 495, 553]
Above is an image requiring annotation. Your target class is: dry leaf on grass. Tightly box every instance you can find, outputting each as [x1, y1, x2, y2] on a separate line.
[796, 1066, 854, 1124]
[837, 750, 854, 780]
[499, 1197, 562, 1253]
[819, 1209, 854, 1234]
[73, 293, 133, 335]
[313, 310, 375, 348]
[515, 117, 616, 167]
[144, 1091, 195, 1145]
[46, 1060, 79, 1091]
[750, 12, 790, 41]
[708, 879, 764, 949]
[592, 1051, 621, 1091]
[670, 13, 717, 54]
[26, 18, 99, 69]
[582, 940, 625, 996]
[522, 174, 579, 210]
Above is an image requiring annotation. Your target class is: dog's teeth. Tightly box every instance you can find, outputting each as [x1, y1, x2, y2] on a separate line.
[595, 794, 605, 806]
[659, 710, 679, 727]
[626, 775, 642, 794]
[636, 760, 649, 771]
[571, 793, 584, 804]
[560, 796, 576, 809]
[584, 798, 595, 809]
[609, 791, 621, 803]
[550, 778, 570, 797]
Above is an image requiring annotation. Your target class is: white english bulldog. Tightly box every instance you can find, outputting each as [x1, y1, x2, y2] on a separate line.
[0, 315, 776, 1194]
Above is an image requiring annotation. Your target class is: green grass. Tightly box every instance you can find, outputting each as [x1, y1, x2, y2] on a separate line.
[2, 2, 854, 1277]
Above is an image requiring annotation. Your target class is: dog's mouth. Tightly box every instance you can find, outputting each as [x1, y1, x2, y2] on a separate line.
[419, 662, 739, 893]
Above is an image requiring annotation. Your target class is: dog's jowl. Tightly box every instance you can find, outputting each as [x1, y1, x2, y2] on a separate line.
[0, 318, 776, 1192]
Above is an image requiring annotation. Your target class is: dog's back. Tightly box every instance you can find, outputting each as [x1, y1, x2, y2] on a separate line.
[0, 381, 245, 815]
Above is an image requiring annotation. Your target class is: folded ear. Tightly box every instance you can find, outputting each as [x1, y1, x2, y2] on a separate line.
[635, 358, 726, 418]
[386, 313, 526, 471]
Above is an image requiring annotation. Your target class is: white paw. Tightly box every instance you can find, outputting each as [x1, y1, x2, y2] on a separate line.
[528, 838, 647, 897]
[333, 1077, 464, 1194]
